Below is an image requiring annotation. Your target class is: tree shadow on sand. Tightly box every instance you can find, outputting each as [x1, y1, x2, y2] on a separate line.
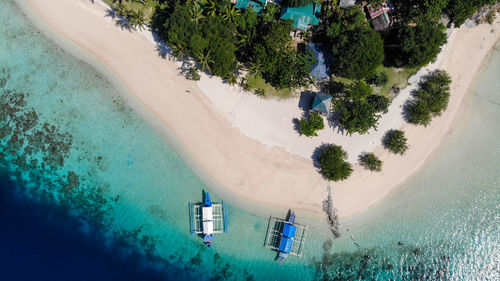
[104, 8, 133, 32]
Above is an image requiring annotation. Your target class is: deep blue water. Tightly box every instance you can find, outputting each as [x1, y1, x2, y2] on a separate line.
[0, 176, 170, 281]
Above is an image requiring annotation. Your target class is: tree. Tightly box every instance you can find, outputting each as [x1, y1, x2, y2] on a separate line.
[317, 144, 353, 181]
[367, 94, 390, 113]
[335, 81, 389, 135]
[359, 152, 383, 172]
[255, 88, 265, 96]
[390, 0, 449, 23]
[369, 71, 389, 86]
[235, 9, 258, 61]
[346, 80, 373, 101]
[171, 44, 188, 60]
[406, 70, 451, 126]
[186, 67, 201, 81]
[189, 32, 209, 57]
[205, 0, 218, 17]
[248, 62, 263, 76]
[485, 9, 496, 25]
[262, 3, 279, 23]
[201, 16, 238, 77]
[222, 5, 242, 24]
[383, 130, 409, 155]
[299, 113, 325, 137]
[338, 99, 379, 135]
[189, 3, 205, 25]
[284, 0, 315, 7]
[160, 2, 197, 52]
[196, 50, 214, 72]
[130, 9, 147, 31]
[252, 20, 315, 89]
[225, 73, 238, 85]
[444, 0, 497, 27]
[323, 7, 384, 80]
[387, 21, 447, 68]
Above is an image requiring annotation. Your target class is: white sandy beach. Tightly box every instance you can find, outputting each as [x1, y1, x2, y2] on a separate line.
[17, 0, 500, 218]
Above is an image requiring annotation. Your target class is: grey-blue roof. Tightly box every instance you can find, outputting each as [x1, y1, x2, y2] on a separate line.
[279, 237, 294, 253]
[311, 92, 332, 114]
[306, 43, 329, 80]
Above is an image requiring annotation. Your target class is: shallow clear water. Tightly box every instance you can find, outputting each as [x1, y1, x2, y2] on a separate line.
[1, 0, 499, 280]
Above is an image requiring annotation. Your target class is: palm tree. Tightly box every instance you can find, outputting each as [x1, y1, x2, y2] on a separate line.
[236, 32, 250, 50]
[225, 73, 238, 85]
[130, 9, 146, 31]
[205, 0, 218, 17]
[239, 77, 250, 91]
[112, 3, 125, 16]
[248, 62, 263, 76]
[222, 5, 241, 24]
[302, 75, 316, 88]
[255, 88, 265, 96]
[196, 50, 214, 72]
[189, 2, 204, 25]
[262, 3, 278, 23]
[171, 44, 187, 60]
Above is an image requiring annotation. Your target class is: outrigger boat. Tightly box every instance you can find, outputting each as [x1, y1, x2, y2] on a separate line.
[278, 212, 297, 264]
[189, 192, 228, 248]
[264, 211, 307, 263]
[202, 192, 214, 247]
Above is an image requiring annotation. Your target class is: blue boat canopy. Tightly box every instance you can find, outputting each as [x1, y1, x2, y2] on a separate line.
[282, 223, 297, 238]
[279, 237, 294, 253]
[204, 192, 212, 207]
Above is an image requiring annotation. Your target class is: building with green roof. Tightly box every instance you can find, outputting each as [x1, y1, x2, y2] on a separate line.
[234, 0, 268, 14]
[280, 3, 321, 31]
[310, 91, 332, 116]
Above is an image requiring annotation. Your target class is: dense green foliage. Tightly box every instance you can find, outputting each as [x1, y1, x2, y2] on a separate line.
[385, 0, 449, 68]
[336, 81, 390, 135]
[338, 99, 379, 135]
[369, 71, 389, 87]
[359, 152, 383, 172]
[283, 0, 316, 7]
[385, 0, 496, 68]
[186, 67, 201, 80]
[153, 1, 238, 77]
[367, 94, 390, 114]
[299, 113, 325, 137]
[486, 9, 496, 24]
[252, 21, 315, 89]
[387, 21, 447, 68]
[406, 70, 452, 126]
[321, 6, 384, 80]
[383, 130, 409, 155]
[317, 144, 353, 181]
[445, 0, 498, 27]
[152, 0, 314, 90]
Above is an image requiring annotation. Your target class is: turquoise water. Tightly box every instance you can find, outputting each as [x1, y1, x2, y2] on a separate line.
[1, 0, 499, 280]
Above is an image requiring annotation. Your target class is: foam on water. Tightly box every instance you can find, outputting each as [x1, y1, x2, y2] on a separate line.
[1, 0, 499, 280]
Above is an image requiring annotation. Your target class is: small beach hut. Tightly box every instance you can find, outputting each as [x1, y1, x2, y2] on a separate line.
[366, 3, 392, 31]
[234, 0, 267, 14]
[310, 92, 332, 116]
[306, 43, 329, 81]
